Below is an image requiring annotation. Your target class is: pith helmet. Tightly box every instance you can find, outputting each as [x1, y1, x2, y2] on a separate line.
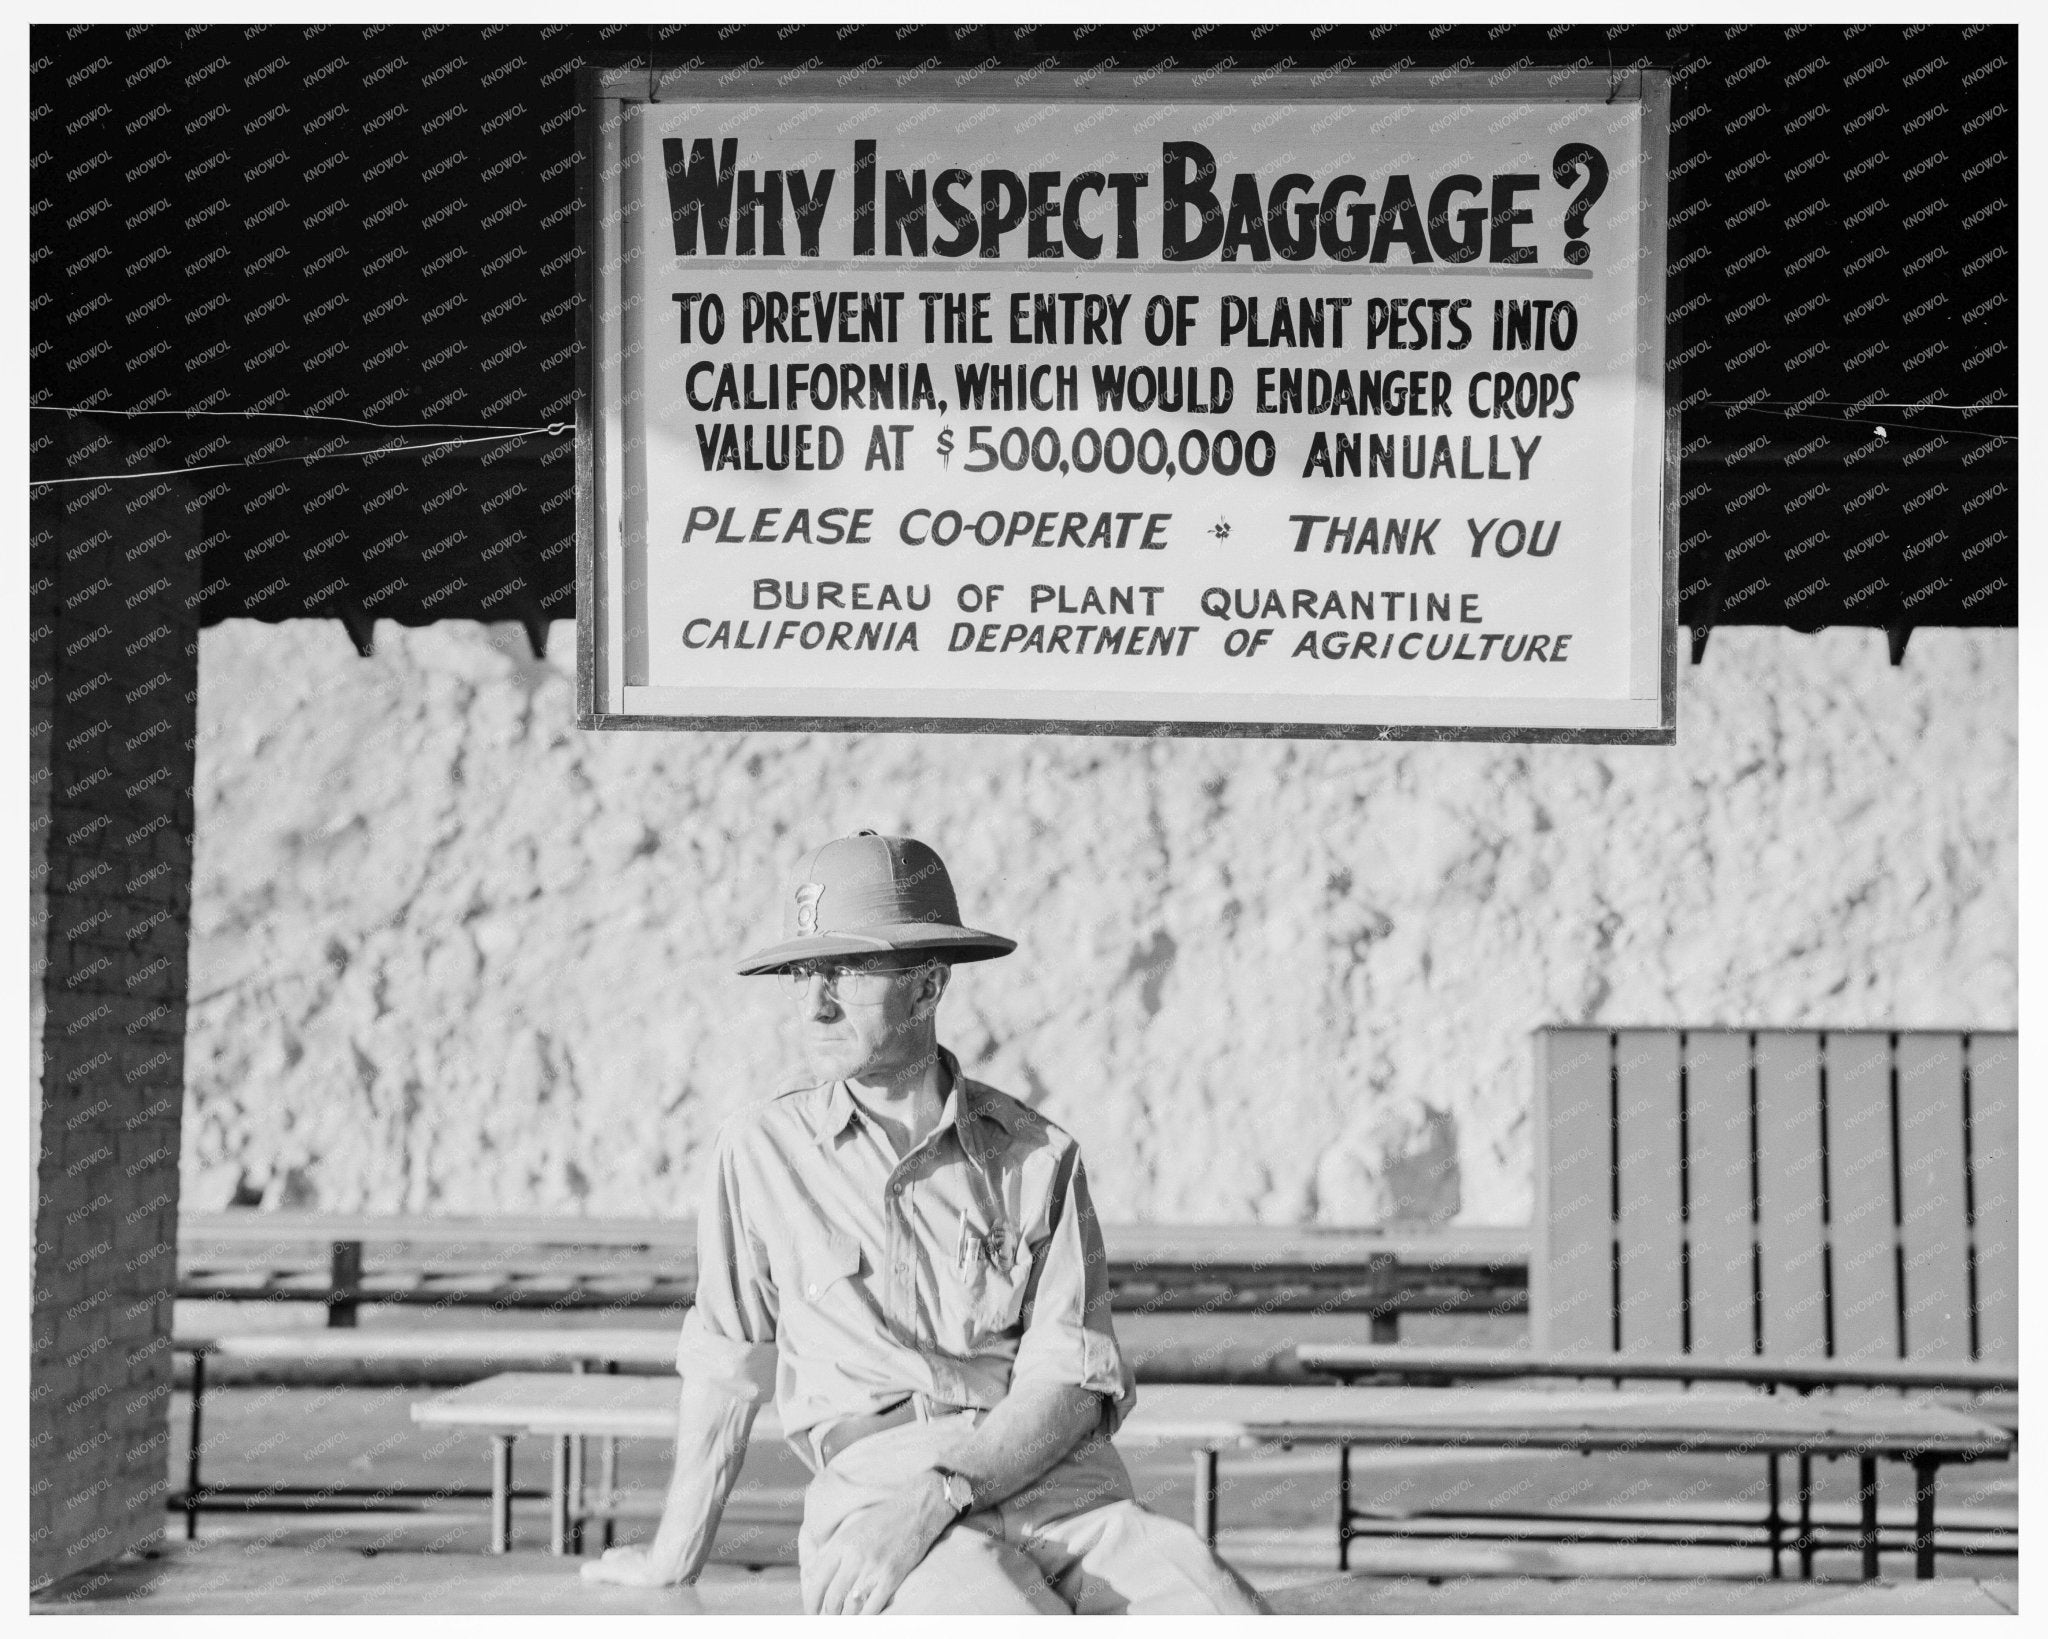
[735, 831, 1017, 975]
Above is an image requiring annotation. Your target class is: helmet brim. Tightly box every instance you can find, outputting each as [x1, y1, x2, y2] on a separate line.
[735, 923, 1017, 976]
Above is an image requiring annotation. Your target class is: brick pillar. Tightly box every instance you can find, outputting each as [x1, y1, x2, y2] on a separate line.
[30, 417, 201, 1587]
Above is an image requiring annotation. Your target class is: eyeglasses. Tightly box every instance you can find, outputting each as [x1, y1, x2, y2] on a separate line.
[778, 957, 937, 1005]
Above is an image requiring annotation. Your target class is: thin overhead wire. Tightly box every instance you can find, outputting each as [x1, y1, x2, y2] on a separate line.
[31, 429, 558, 487]
[1715, 399, 2016, 413]
[1700, 402, 2013, 444]
[33, 403, 570, 436]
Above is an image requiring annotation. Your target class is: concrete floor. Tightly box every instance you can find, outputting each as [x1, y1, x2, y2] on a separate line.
[34, 1534, 2018, 1616]
[33, 1368, 2018, 1615]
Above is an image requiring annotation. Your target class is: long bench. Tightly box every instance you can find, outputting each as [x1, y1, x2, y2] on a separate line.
[1297, 1346, 2020, 1398]
[410, 1373, 2012, 1580]
[1531, 1027, 2020, 1579]
[168, 1319, 1347, 1541]
[1295, 1343, 2018, 1575]
[1534, 1030, 2017, 1370]
[1263, 1030, 2023, 1580]
[176, 1214, 1528, 1334]
[167, 1216, 1529, 1541]
[172, 1329, 679, 1545]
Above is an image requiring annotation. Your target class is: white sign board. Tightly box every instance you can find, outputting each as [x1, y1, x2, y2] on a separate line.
[578, 67, 1674, 741]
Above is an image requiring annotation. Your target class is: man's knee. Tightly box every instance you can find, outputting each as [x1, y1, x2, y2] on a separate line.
[1093, 1500, 1210, 1557]
[1071, 1501, 1269, 1614]
[885, 1524, 1066, 1615]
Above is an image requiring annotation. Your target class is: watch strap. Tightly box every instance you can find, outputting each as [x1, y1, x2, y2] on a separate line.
[934, 1467, 975, 1515]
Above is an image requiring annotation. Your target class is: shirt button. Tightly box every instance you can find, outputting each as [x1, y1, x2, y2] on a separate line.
[806, 1283, 819, 1298]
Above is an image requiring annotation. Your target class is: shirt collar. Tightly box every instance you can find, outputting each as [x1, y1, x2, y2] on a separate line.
[941, 1048, 1016, 1166]
[812, 1079, 861, 1148]
[809, 1045, 1012, 1161]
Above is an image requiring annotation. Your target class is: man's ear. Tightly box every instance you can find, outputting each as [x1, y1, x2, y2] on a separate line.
[916, 962, 950, 1017]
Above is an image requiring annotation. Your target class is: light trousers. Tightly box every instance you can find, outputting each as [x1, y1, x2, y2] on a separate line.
[797, 1411, 1269, 1615]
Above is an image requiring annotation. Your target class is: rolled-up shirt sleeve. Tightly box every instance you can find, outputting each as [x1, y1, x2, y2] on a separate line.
[1008, 1146, 1137, 1434]
[674, 1122, 780, 1405]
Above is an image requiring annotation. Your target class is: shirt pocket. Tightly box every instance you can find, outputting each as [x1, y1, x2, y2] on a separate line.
[959, 1219, 1038, 1336]
[797, 1228, 865, 1309]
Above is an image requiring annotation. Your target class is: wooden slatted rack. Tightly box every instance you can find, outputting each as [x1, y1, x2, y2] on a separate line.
[177, 1216, 1530, 1333]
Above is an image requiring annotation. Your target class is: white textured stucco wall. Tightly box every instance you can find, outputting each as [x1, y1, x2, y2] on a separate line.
[184, 621, 2016, 1226]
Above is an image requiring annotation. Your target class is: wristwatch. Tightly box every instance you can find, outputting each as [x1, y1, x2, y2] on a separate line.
[932, 1467, 976, 1516]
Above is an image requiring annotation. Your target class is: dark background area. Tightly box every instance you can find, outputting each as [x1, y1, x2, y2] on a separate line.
[31, 22, 2016, 658]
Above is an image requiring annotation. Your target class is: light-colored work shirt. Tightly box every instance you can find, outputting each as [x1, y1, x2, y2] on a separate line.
[674, 1045, 1136, 1470]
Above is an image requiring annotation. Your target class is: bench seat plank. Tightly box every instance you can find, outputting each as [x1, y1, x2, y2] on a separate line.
[1895, 1036, 1974, 1361]
[1681, 1031, 1755, 1359]
[412, 1373, 781, 1442]
[1826, 1032, 1901, 1362]
[178, 1214, 697, 1249]
[1755, 1034, 1828, 1359]
[1124, 1385, 2010, 1457]
[178, 1217, 1532, 1321]
[1534, 1029, 1613, 1353]
[1968, 1035, 2019, 1365]
[181, 1328, 681, 1366]
[410, 1375, 2012, 1461]
[178, 1214, 1529, 1266]
[1294, 1344, 2017, 1394]
[1616, 1031, 1685, 1355]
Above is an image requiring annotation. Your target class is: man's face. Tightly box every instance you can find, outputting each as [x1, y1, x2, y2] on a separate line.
[785, 955, 947, 1084]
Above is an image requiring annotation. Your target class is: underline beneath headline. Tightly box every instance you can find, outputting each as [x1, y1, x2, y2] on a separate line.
[659, 258, 1599, 280]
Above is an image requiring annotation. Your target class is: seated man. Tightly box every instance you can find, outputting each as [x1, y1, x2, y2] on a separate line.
[584, 831, 1267, 1614]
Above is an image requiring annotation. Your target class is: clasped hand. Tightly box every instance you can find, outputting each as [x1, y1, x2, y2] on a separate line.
[579, 1543, 706, 1603]
[808, 1470, 955, 1615]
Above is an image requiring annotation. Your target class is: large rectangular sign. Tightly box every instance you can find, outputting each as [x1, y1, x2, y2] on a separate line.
[577, 65, 1674, 740]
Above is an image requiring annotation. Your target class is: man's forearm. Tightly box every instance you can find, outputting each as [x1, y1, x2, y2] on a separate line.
[932, 1380, 1105, 1511]
[647, 1378, 760, 1580]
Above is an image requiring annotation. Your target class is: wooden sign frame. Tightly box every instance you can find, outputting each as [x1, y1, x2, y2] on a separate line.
[575, 64, 1676, 743]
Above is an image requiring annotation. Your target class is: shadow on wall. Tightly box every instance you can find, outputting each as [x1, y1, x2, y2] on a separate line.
[1315, 1104, 1462, 1226]
[182, 621, 2016, 1226]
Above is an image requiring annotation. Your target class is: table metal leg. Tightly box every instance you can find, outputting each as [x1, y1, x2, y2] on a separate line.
[1337, 1443, 1352, 1571]
[1913, 1457, 1939, 1581]
[1191, 1448, 1218, 1547]
[550, 1435, 571, 1556]
[1796, 1454, 1816, 1579]
[1764, 1455, 1783, 1579]
[490, 1435, 514, 1554]
[568, 1436, 585, 1555]
[1858, 1457, 1880, 1581]
[327, 1239, 362, 1329]
[568, 1362, 588, 1555]
[184, 1351, 205, 1542]
[598, 1436, 618, 1552]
